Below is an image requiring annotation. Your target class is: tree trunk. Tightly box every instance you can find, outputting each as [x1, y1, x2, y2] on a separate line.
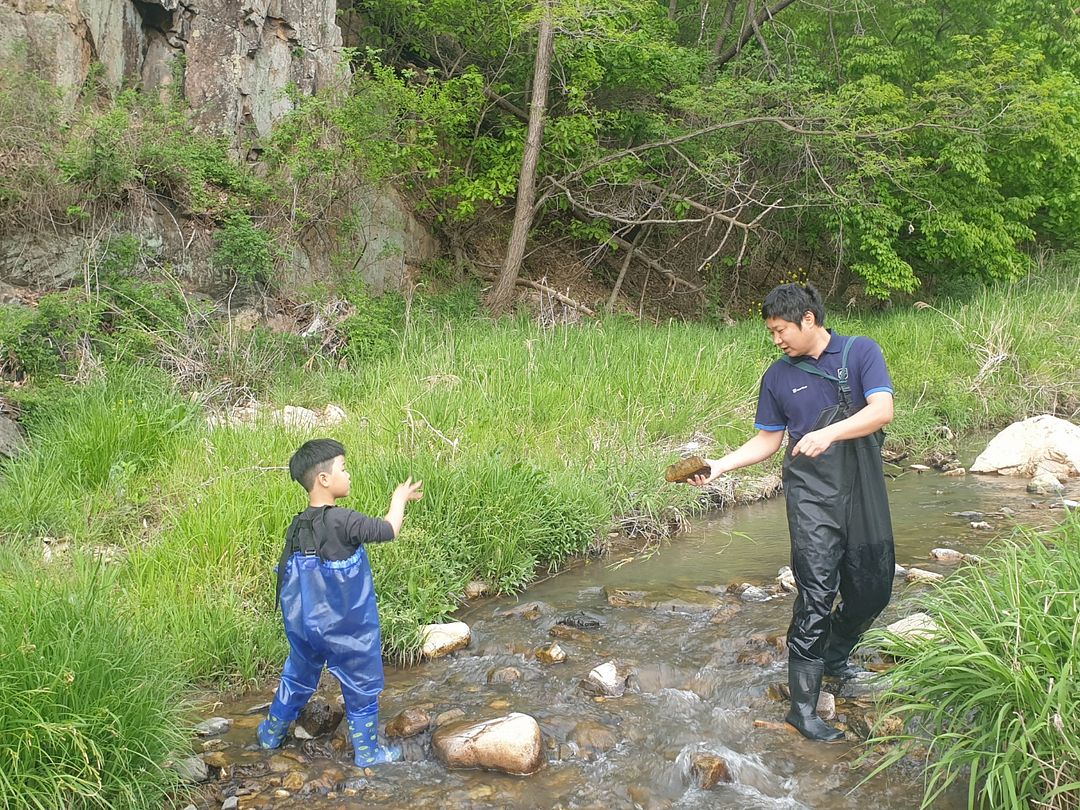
[486, 0, 556, 314]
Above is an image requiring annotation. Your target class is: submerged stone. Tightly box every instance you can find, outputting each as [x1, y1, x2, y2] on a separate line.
[691, 753, 733, 789]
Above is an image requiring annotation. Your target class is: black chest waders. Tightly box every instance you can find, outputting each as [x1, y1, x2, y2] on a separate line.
[779, 338, 895, 741]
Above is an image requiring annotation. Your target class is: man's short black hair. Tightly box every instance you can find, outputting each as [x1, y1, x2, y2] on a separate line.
[761, 283, 826, 327]
[289, 438, 346, 492]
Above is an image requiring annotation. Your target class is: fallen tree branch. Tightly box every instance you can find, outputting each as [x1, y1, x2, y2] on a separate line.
[482, 274, 596, 315]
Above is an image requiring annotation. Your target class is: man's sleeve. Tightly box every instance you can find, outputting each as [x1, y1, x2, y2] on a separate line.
[344, 510, 396, 547]
[858, 338, 894, 398]
[753, 368, 787, 433]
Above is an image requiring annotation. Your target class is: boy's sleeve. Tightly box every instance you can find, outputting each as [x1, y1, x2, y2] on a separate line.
[858, 338, 894, 397]
[344, 510, 396, 547]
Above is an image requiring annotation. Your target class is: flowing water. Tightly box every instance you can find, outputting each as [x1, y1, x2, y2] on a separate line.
[194, 462, 1076, 810]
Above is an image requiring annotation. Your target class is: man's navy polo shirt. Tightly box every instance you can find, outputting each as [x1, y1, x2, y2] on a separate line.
[754, 330, 893, 444]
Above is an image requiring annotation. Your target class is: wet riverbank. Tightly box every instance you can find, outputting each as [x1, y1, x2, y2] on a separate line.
[187, 464, 1075, 810]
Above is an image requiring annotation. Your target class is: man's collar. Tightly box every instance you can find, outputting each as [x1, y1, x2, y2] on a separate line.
[821, 328, 842, 353]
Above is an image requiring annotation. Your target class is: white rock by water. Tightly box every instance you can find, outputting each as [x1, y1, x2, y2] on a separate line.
[194, 717, 232, 736]
[432, 712, 544, 775]
[930, 548, 963, 563]
[583, 661, 630, 697]
[776, 566, 797, 592]
[971, 415, 1080, 477]
[905, 567, 945, 584]
[420, 621, 471, 657]
[1028, 471, 1066, 496]
[886, 612, 939, 641]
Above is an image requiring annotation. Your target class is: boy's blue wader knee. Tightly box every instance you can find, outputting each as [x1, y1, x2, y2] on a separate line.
[261, 524, 389, 758]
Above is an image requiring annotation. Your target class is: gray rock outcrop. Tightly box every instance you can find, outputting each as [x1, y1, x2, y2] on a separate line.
[1, 0, 341, 143]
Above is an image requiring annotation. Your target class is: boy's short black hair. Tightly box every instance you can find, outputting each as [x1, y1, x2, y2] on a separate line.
[289, 438, 346, 492]
[761, 283, 826, 327]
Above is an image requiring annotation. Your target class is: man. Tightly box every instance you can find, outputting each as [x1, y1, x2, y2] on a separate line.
[691, 283, 896, 742]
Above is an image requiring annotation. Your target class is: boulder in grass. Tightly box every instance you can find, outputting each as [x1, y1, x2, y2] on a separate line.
[270, 405, 319, 430]
[432, 713, 544, 775]
[0, 415, 25, 459]
[420, 622, 471, 657]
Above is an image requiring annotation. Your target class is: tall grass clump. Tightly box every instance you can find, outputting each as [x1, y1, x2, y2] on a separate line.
[865, 511, 1080, 809]
[0, 550, 188, 810]
[0, 371, 200, 543]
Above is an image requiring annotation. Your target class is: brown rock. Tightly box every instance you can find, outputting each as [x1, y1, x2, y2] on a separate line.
[434, 708, 466, 727]
[385, 708, 431, 739]
[548, 624, 592, 643]
[535, 642, 567, 665]
[570, 720, 619, 761]
[296, 696, 344, 737]
[281, 771, 304, 790]
[202, 751, 229, 769]
[487, 666, 522, 685]
[432, 713, 545, 775]
[604, 587, 647, 607]
[691, 753, 733, 789]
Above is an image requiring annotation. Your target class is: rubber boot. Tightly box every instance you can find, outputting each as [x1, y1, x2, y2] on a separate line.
[823, 631, 869, 680]
[346, 706, 402, 766]
[785, 658, 845, 742]
[256, 711, 289, 749]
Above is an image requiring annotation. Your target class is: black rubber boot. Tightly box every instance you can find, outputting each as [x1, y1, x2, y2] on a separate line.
[823, 631, 868, 679]
[785, 658, 845, 742]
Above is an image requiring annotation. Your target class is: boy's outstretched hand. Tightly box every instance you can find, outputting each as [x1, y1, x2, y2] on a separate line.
[394, 477, 424, 503]
[385, 477, 424, 537]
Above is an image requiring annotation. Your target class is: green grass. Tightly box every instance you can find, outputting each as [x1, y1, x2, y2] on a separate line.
[864, 510, 1080, 810]
[0, 549, 189, 810]
[1, 268, 1078, 680]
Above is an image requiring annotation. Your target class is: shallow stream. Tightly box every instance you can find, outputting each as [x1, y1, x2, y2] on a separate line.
[193, 460, 1075, 809]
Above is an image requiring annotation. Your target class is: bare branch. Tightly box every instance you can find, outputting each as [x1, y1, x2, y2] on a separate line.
[715, 0, 800, 69]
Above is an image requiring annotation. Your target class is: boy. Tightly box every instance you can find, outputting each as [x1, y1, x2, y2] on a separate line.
[690, 283, 895, 742]
[257, 438, 424, 766]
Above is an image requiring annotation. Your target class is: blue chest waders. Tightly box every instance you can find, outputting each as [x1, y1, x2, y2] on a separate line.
[258, 510, 401, 765]
[779, 338, 895, 741]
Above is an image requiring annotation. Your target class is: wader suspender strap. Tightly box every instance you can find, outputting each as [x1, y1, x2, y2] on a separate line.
[782, 337, 856, 413]
[274, 511, 323, 606]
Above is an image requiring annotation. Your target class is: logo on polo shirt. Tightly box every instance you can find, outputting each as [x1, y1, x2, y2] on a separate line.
[792, 385, 808, 394]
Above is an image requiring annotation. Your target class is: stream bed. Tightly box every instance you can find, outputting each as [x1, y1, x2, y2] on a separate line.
[190, 462, 1075, 810]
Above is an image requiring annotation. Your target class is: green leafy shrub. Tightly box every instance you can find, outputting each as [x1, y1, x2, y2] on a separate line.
[212, 211, 274, 283]
[340, 286, 406, 364]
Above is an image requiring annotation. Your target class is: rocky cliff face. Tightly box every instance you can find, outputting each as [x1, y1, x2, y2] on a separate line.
[0, 0, 437, 297]
[0, 0, 343, 143]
